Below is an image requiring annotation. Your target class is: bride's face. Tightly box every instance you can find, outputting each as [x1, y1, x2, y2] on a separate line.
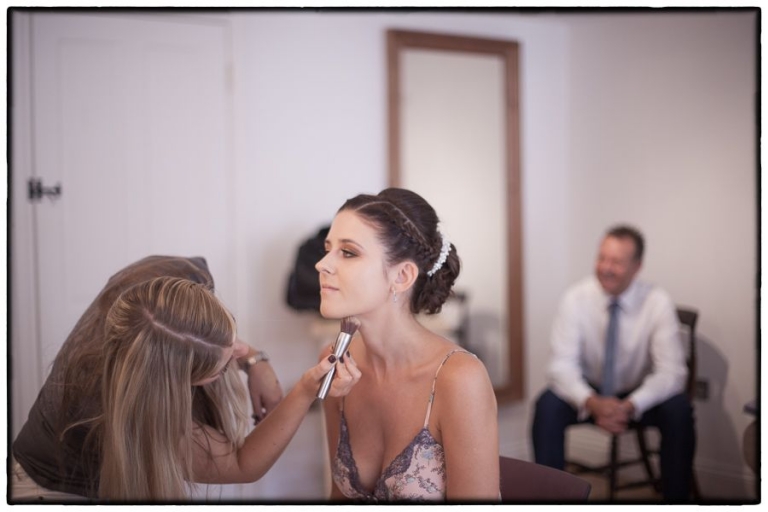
[315, 210, 393, 319]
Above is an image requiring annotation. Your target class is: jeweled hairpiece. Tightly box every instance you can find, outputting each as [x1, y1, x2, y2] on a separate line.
[427, 233, 451, 277]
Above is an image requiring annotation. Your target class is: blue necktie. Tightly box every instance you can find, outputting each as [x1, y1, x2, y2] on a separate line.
[601, 299, 620, 396]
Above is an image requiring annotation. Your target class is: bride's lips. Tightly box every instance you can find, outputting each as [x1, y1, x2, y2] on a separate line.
[320, 284, 339, 293]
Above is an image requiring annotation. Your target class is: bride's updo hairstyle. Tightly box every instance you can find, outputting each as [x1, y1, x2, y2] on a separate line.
[339, 187, 460, 315]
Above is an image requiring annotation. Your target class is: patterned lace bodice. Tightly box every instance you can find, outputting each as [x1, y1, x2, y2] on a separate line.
[331, 350, 471, 502]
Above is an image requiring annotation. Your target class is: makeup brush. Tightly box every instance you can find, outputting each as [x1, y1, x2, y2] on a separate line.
[317, 317, 360, 400]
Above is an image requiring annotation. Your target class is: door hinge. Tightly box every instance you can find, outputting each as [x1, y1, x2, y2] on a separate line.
[28, 178, 62, 202]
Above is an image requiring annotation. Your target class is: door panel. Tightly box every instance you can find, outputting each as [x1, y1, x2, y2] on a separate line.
[15, 12, 245, 499]
[31, 13, 236, 377]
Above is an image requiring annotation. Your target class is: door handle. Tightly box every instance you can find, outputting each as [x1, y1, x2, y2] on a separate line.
[28, 178, 62, 202]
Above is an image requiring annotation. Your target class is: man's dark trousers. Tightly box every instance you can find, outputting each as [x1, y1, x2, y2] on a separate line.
[531, 389, 695, 501]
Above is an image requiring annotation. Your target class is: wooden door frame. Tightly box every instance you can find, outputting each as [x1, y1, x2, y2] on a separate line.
[387, 29, 524, 403]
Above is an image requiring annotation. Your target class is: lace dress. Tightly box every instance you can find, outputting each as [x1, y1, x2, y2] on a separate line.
[331, 350, 472, 502]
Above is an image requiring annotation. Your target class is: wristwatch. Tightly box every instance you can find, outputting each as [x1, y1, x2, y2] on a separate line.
[243, 350, 269, 370]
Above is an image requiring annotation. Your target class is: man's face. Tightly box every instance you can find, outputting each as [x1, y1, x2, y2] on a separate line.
[595, 235, 642, 297]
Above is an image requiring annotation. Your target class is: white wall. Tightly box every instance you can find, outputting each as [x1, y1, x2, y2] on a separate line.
[228, 13, 567, 406]
[225, 11, 756, 500]
[560, 12, 758, 500]
[225, 11, 571, 498]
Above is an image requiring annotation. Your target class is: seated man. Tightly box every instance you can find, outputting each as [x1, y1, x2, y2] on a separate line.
[531, 225, 695, 502]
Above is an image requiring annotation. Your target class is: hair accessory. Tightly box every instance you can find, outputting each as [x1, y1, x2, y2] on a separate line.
[427, 233, 451, 277]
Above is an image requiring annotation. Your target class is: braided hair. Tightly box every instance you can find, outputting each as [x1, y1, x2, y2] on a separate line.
[339, 188, 460, 314]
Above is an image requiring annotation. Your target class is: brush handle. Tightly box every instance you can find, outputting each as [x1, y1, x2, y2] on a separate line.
[317, 331, 353, 400]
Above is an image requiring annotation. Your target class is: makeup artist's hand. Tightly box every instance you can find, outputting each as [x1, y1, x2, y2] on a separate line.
[325, 351, 362, 398]
[246, 361, 284, 423]
[237, 339, 283, 424]
[300, 352, 362, 400]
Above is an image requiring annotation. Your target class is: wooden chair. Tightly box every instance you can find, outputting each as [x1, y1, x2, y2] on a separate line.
[499, 456, 591, 502]
[565, 307, 700, 500]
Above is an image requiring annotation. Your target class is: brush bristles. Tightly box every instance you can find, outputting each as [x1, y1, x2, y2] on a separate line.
[340, 317, 360, 335]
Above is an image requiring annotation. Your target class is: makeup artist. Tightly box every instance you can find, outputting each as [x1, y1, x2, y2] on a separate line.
[10, 255, 361, 501]
[317, 188, 500, 502]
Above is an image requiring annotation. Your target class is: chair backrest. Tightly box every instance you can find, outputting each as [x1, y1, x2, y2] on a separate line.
[675, 307, 698, 400]
[499, 456, 591, 502]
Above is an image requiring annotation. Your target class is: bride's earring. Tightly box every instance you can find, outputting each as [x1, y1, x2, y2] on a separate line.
[392, 287, 398, 303]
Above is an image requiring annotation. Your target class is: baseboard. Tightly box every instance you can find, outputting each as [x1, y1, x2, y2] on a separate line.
[692, 457, 759, 502]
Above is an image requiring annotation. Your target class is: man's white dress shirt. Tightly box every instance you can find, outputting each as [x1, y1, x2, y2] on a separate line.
[548, 276, 687, 420]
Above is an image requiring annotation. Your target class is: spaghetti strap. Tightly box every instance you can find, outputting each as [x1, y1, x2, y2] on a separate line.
[423, 349, 474, 428]
[333, 348, 472, 501]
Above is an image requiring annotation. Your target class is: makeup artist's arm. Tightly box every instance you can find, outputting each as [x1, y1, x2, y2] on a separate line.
[191, 353, 361, 484]
[437, 354, 500, 501]
[237, 339, 284, 422]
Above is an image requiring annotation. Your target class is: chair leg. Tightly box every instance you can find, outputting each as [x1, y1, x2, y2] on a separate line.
[635, 427, 660, 493]
[608, 435, 619, 500]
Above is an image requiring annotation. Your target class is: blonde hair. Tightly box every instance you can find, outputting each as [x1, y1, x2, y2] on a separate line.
[97, 277, 248, 501]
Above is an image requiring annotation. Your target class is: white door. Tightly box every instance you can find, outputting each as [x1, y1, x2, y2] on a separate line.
[11, 11, 243, 499]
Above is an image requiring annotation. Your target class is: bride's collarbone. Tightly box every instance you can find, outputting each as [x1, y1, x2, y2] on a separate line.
[353, 376, 433, 410]
[345, 387, 436, 444]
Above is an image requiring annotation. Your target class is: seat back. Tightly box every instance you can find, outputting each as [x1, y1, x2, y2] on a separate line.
[499, 456, 591, 502]
[675, 307, 698, 400]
